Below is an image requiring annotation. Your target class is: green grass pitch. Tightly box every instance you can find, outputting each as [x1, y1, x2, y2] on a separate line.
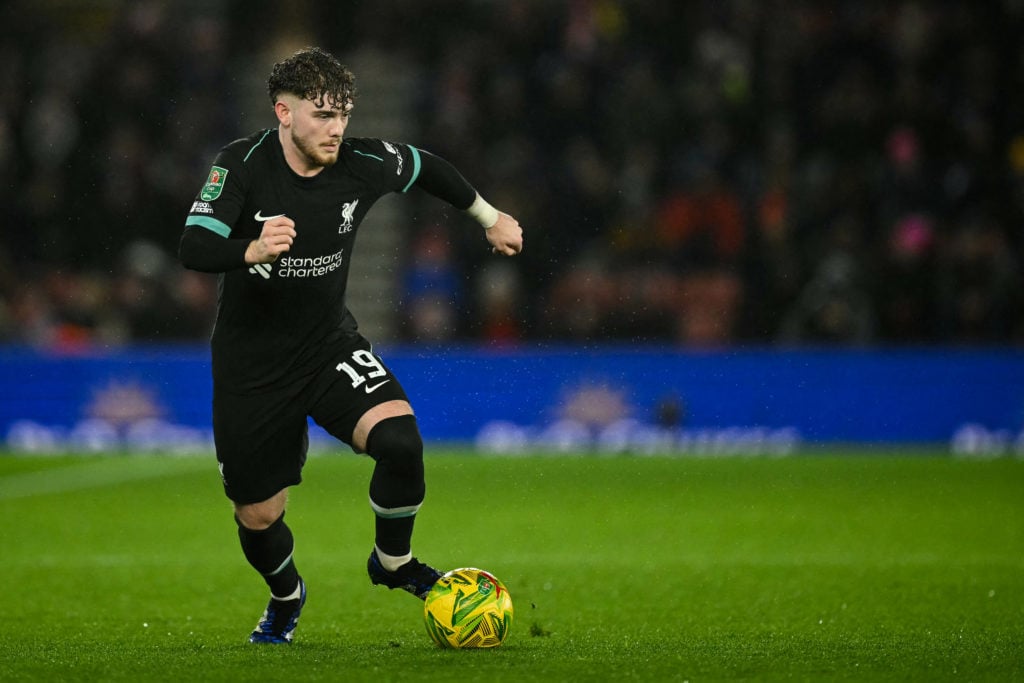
[1, 449, 1021, 681]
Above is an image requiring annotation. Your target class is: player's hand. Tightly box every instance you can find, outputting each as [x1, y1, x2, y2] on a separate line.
[245, 216, 296, 264]
[486, 212, 523, 256]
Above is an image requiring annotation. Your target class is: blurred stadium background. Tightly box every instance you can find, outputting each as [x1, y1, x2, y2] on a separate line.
[1, 0, 1023, 454]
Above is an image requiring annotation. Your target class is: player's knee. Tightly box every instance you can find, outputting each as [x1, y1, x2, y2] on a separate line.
[366, 415, 423, 475]
[233, 489, 288, 530]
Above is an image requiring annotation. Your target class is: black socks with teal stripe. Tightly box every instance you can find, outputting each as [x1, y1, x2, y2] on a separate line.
[237, 512, 301, 600]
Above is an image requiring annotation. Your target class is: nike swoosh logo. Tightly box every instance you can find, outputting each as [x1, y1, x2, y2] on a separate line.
[364, 380, 391, 394]
[254, 211, 284, 222]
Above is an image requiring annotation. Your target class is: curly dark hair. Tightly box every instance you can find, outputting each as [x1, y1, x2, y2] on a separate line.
[267, 46, 356, 111]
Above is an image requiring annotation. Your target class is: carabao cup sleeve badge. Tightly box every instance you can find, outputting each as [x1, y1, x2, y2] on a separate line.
[201, 165, 229, 201]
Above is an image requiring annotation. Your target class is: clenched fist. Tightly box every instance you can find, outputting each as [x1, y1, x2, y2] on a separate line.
[486, 212, 524, 256]
[246, 215, 296, 264]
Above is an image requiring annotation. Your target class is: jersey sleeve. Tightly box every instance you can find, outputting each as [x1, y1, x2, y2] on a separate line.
[183, 143, 250, 238]
[179, 141, 255, 272]
[412, 148, 477, 210]
[345, 138, 422, 195]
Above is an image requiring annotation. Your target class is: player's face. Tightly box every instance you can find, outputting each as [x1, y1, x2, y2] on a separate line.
[282, 95, 351, 172]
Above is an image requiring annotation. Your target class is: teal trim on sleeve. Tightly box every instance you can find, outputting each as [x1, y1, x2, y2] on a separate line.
[353, 149, 384, 162]
[185, 215, 232, 237]
[401, 145, 422, 193]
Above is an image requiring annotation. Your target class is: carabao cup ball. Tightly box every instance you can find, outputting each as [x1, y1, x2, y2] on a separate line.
[423, 567, 513, 648]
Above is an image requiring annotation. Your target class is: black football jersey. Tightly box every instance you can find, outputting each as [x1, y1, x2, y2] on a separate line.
[184, 129, 421, 391]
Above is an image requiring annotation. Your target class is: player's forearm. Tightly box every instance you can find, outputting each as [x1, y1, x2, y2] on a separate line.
[414, 150, 498, 227]
[178, 226, 250, 273]
[414, 150, 475, 208]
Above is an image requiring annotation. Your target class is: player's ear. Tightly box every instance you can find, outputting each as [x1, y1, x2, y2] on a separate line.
[274, 99, 291, 126]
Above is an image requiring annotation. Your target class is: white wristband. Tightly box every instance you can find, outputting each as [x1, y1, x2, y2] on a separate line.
[467, 193, 500, 229]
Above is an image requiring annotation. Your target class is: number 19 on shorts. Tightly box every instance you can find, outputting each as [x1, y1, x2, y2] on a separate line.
[336, 349, 388, 390]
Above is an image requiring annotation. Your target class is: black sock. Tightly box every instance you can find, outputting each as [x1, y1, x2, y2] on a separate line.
[375, 516, 416, 558]
[236, 513, 301, 598]
[366, 415, 425, 559]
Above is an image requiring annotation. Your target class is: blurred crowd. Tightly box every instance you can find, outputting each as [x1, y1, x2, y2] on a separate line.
[1, 0, 1022, 349]
[0, 1, 230, 348]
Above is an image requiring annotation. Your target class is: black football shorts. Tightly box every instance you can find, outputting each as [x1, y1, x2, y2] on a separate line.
[212, 334, 410, 504]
